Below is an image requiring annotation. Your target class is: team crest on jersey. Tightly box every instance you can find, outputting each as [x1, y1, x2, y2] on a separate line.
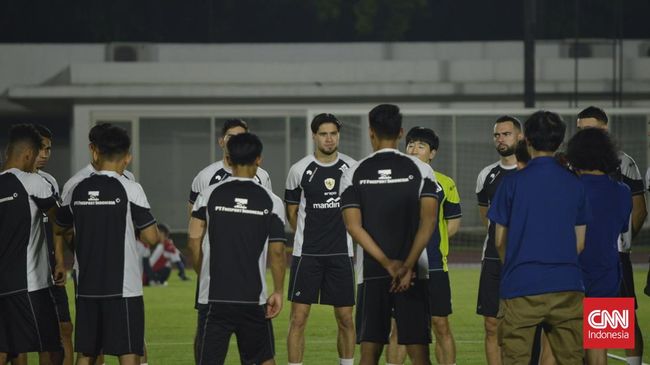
[324, 178, 336, 190]
[234, 198, 248, 209]
[378, 169, 392, 180]
[88, 191, 99, 201]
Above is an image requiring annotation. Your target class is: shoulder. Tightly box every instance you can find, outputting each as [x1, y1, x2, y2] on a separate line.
[122, 169, 136, 181]
[195, 161, 224, 179]
[288, 155, 315, 175]
[619, 151, 641, 177]
[338, 153, 357, 167]
[37, 170, 57, 186]
[477, 161, 500, 183]
[256, 165, 271, 179]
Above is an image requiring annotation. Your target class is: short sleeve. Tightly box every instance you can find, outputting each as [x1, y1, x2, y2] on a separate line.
[269, 194, 287, 243]
[339, 166, 360, 210]
[620, 185, 633, 234]
[619, 154, 644, 195]
[55, 205, 74, 228]
[284, 164, 303, 204]
[487, 177, 512, 227]
[126, 182, 156, 229]
[443, 178, 462, 219]
[191, 190, 208, 221]
[189, 173, 203, 204]
[28, 174, 57, 211]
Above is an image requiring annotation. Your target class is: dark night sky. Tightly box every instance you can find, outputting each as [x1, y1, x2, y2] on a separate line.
[0, 0, 648, 43]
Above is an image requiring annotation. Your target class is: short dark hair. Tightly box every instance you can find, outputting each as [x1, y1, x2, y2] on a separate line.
[577, 106, 608, 124]
[406, 126, 439, 151]
[8, 124, 42, 155]
[567, 128, 620, 174]
[514, 140, 531, 164]
[95, 125, 131, 159]
[495, 115, 522, 131]
[311, 113, 342, 134]
[157, 223, 171, 236]
[369, 104, 402, 139]
[89, 123, 111, 144]
[34, 124, 53, 140]
[221, 119, 248, 137]
[227, 133, 263, 166]
[524, 111, 566, 152]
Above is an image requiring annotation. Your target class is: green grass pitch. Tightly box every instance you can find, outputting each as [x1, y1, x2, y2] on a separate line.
[49, 268, 650, 364]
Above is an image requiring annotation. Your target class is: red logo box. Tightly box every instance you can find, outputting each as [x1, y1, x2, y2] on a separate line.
[583, 297, 635, 349]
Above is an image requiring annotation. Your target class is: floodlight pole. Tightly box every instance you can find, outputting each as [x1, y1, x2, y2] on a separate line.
[524, 0, 536, 108]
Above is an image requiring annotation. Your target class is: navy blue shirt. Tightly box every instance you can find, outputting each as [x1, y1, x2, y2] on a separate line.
[579, 174, 631, 297]
[487, 157, 591, 299]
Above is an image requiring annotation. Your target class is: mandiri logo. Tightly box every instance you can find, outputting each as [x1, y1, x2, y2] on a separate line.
[583, 297, 634, 349]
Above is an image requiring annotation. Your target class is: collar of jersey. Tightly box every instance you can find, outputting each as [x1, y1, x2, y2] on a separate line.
[498, 161, 517, 170]
[95, 170, 121, 177]
[227, 176, 255, 182]
[310, 153, 341, 167]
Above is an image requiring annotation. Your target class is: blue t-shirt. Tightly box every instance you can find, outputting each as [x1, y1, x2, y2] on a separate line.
[579, 174, 631, 297]
[488, 156, 591, 299]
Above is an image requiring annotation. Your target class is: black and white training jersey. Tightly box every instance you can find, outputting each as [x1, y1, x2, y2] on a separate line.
[475, 161, 517, 260]
[285, 153, 356, 257]
[189, 160, 272, 204]
[339, 148, 439, 284]
[617, 151, 644, 252]
[61, 163, 135, 203]
[0, 168, 58, 297]
[56, 171, 156, 298]
[192, 177, 286, 305]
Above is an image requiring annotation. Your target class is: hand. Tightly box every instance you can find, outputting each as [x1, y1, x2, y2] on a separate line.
[265, 292, 283, 319]
[53, 264, 66, 286]
[391, 267, 415, 293]
[383, 259, 403, 279]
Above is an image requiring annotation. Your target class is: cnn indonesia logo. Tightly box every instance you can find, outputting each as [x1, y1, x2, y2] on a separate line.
[583, 298, 635, 349]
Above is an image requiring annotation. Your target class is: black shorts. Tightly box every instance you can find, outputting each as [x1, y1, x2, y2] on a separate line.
[477, 259, 501, 317]
[356, 278, 431, 345]
[50, 285, 71, 323]
[75, 296, 145, 356]
[619, 252, 638, 309]
[195, 303, 274, 365]
[0, 288, 62, 354]
[428, 270, 452, 317]
[288, 255, 355, 307]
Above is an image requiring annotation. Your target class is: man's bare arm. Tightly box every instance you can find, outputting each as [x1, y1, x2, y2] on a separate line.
[286, 204, 299, 232]
[479, 206, 489, 229]
[631, 195, 647, 238]
[266, 241, 286, 319]
[495, 223, 508, 263]
[187, 217, 206, 274]
[447, 218, 461, 238]
[575, 225, 586, 254]
[139, 224, 160, 246]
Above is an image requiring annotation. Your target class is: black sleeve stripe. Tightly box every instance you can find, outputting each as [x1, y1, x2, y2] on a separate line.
[136, 219, 157, 230]
[32, 196, 57, 211]
[478, 202, 489, 207]
[444, 213, 463, 219]
[191, 208, 207, 221]
[268, 237, 288, 242]
[420, 193, 439, 198]
[189, 190, 199, 204]
[341, 204, 361, 210]
[284, 200, 300, 204]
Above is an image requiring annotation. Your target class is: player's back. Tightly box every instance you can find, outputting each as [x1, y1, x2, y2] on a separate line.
[195, 177, 285, 305]
[340, 149, 437, 279]
[59, 171, 154, 298]
[0, 169, 55, 295]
